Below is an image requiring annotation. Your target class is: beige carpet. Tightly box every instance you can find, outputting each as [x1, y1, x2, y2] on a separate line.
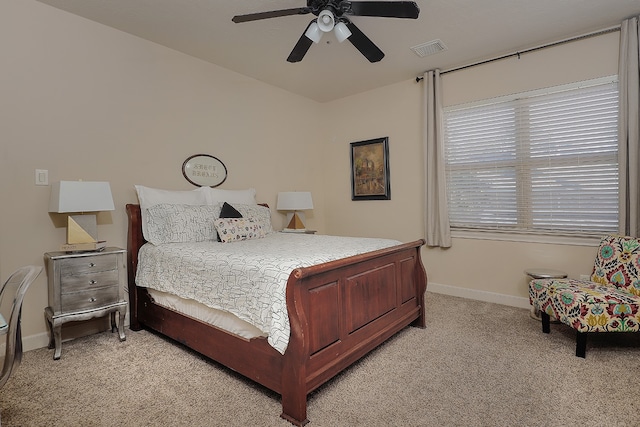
[2, 292, 640, 427]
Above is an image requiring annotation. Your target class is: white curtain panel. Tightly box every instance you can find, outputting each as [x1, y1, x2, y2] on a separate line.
[423, 70, 451, 248]
[618, 16, 640, 237]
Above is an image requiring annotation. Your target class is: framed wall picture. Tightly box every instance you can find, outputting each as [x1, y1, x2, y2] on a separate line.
[182, 154, 227, 187]
[350, 137, 391, 200]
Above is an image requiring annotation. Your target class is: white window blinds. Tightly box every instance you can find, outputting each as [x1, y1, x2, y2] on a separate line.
[443, 78, 619, 235]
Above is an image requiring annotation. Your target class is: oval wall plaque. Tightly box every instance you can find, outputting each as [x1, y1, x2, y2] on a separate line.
[182, 154, 228, 187]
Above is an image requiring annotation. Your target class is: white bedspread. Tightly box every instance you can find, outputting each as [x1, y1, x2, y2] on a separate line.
[136, 233, 401, 354]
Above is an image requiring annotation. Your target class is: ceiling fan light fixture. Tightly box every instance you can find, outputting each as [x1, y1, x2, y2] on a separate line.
[317, 9, 335, 32]
[334, 22, 351, 43]
[305, 22, 323, 43]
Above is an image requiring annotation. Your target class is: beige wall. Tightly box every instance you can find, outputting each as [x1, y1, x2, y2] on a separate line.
[322, 31, 620, 307]
[0, 0, 324, 350]
[0, 0, 623, 351]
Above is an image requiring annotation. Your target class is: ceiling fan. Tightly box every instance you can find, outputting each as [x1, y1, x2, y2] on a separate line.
[232, 1, 420, 63]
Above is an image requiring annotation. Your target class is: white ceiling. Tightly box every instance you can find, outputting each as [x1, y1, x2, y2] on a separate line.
[36, 0, 640, 103]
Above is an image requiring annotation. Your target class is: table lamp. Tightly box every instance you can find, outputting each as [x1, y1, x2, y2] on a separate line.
[49, 181, 115, 247]
[277, 192, 313, 231]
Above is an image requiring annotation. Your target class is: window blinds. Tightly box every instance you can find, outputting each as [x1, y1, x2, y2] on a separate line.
[443, 78, 619, 234]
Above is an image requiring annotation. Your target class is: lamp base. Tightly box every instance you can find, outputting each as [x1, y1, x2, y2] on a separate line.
[67, 214, 98, 244]
[286, 212, 306, 230]
[59, 240, 107, 252]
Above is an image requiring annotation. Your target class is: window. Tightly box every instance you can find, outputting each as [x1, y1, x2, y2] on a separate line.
[443, 77, 619, 235]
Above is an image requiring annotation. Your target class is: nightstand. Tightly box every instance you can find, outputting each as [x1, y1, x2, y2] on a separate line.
[44, 247, 127, 360]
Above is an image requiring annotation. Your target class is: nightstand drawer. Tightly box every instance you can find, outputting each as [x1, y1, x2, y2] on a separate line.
[59, 254, 118, 276]
[60, 269, 119, 292]
[60, 286, 119, 312]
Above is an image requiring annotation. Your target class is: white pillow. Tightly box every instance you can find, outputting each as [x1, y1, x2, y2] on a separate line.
[146, 204, 221, 245]
[206, 188, 257, 206]
[228, 203, 274, 235]
[214, 217, 268, 243]
[135, 185, 209, 241]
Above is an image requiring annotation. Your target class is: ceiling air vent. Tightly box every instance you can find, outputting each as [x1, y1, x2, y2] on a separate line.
[410, 39, 447, 57]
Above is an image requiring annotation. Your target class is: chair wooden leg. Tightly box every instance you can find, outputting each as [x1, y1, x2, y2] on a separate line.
[576, 332, 587, 358]
[541, 311, 551, 333]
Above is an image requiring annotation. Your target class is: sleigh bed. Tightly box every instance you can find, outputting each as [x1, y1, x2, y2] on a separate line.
[126, 202, 427, 426]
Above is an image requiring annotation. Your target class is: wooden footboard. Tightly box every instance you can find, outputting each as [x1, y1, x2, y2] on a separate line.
[281, 240, 426, 425]
[126, 204, 426, 426]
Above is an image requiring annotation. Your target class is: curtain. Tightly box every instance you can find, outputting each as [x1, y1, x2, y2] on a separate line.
[423, 70, 451, 247]
[619, 16, 640, 237]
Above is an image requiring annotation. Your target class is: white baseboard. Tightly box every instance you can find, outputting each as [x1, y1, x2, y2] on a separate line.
[5, 318, 131, 355]
[0, 331, 50, 355]
[427, 282, 531, 310]
[22, 331, 51, 352]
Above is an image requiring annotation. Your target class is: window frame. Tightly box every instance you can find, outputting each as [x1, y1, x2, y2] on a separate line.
[442, 76, 619, 242]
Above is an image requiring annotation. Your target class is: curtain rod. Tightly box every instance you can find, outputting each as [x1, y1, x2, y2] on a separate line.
[415, 25, 621, 82]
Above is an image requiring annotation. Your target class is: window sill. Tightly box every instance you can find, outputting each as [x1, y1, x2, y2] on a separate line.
[451, 229, 603, 246]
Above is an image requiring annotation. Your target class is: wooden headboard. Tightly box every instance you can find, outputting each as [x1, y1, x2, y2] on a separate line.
[125, 204, 145, 283]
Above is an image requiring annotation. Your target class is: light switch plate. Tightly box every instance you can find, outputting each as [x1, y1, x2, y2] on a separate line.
[35, 169, 49, 186]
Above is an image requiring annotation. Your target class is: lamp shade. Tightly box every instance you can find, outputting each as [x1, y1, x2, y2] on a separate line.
[317, 9, 335, 32]
[49, 181, 115, 213]
[304, 22, 323, 43]
[277, 192, 314, 211]
[334, 22, 352, 43]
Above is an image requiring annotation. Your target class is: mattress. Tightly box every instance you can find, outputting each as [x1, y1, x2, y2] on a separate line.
[147, 288, 266, 339]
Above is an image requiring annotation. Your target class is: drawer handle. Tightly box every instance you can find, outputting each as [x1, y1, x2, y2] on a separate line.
[89, 297, 97, 302]
[89, 280, 97, 285]
[88, 262, 96, 268]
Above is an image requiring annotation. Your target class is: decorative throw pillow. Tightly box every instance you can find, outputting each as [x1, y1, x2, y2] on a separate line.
[217, 202, 243, 242]
[214, 217, 267, 243]
[230, 204, 274, 235]
[219, 202, 243, 218]
[145, 204, 221, 245]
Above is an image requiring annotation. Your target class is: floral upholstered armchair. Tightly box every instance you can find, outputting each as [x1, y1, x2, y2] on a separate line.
[529, 235, 640, 358]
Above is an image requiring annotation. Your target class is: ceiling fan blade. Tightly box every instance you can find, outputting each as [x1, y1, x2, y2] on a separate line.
[232, 7, 311, 23]
[347, 1, 420, 19]
[287, 21, 315, 63]
[345, 21, 384, 62]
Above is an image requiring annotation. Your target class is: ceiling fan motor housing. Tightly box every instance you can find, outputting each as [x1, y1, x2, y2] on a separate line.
[308, 0, 348, 14]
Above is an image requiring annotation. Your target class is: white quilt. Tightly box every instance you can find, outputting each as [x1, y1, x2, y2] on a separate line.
[136, 233, 401, 354]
